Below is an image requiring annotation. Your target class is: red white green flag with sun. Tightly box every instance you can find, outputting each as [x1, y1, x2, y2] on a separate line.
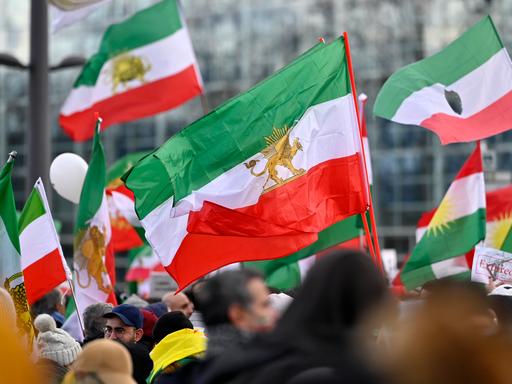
[124, 37, 369, 290]
[60, 0, 202, 141]
[401, 143, 486, 290]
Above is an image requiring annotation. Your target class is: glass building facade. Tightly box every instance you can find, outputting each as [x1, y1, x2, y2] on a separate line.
[1, 0, 512, 276]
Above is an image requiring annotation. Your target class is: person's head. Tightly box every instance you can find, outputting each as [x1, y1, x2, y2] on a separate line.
[196, 269, 276, 333]
[162, 291, 194, 318]
[152, 311, 194, 344]
[489, 284, 512, 331]
[31, 289, 64, 318]
[83, 303, 113, 340]
[62, 339, 136, 384]
[0, 287, 16, 328]
[103, 304, 143, 344]
[273, 250, 390, 350]
[387, 287, 512, 384]
[34, 314, 82, 367]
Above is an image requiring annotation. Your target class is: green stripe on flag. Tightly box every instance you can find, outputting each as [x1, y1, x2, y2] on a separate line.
[76, 123, 106, 232]
[107, 151, 149, 185]
[75, 0, 182, 87]
[0, 161, 20, 254]
[18, 188, 45, 234]
[125, 38, 351, 219]
[246, 215, 361, 289]
[402, 208, 486, 290]
[374, 16, 503, 119]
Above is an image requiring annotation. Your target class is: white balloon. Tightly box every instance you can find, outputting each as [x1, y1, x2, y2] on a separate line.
[50, 153, 88, 204]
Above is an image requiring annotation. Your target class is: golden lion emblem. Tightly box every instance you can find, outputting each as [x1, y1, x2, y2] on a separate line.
[244, 126, 305, 190]
[4, 275, 34, 345]
[106, 54, 151, 94]
[75, 226, 112, 294]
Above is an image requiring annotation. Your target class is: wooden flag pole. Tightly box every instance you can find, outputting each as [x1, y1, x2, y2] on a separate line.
[343, 32, 384, 272]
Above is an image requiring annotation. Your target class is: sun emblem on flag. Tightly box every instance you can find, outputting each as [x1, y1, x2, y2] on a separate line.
[486, 212, 512, 249]
[427, 196, 456, 236]
[244, 126, 305, 192]
[103, 54, 152, 94]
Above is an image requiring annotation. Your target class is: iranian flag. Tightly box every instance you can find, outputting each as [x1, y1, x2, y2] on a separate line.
[374, 16, 512, 145]
[73, 119, 116, 318]
[60, 0, 203, 141]
[0, 154, 34, 345]
[125, 244, 164, 283]
[245, 93, 372, 290]
[401, 144, 486, 290]
[106, 152, 148, 252]
[19, 179, 72, 305]
[124, 38, 369, 290]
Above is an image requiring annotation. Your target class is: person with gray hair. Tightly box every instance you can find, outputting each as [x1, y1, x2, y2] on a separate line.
[83, 302, 113, 345]
[31, 289, 66, 327]
[195, 269, 276, 358]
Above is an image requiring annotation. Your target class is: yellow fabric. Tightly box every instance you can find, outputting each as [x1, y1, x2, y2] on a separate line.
[149, 328, 206, 383]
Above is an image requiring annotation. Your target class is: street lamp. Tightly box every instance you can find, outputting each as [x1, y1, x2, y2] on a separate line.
[0, 0, 85, 198]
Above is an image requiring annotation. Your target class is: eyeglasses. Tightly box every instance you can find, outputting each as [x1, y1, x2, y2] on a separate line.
[103, 326, 133, 336]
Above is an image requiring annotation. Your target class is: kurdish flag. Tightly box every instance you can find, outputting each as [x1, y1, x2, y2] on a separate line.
[402, 144, 486, 290]
[0, 154, 34, 345]
[374, 16, 512, 145]
[60, 0, 202, 141]
[395, 185, 512, 291]
[19, 179, 72, 305]
[124, 38, 369, 290]
[73, 119, 116, 318]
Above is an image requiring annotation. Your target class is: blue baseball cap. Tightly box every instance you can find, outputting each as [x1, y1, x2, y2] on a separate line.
[103, 304, 143, 329]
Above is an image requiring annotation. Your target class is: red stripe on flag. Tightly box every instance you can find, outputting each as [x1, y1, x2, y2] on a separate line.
[421, 90, 512, 145]
[60, 65, 202, 141]
[170, 155, 366, 289]
[486, 185, 512, 220]
[23, 248, 67, 305]
[453, 142, 482, 179]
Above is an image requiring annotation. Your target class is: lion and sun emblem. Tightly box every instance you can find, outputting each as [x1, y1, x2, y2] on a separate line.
[103, 53, 152, 94]
[244, 125, 305, 192]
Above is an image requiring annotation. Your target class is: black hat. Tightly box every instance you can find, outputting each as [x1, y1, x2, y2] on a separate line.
[152, 311, 193, 344]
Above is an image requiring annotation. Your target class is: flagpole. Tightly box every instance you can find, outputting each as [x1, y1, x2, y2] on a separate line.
[200, 93, 210, 115]
[7, 150, 17, 163]
[343, 32, 384, 272]
[67, 279, 85, 337]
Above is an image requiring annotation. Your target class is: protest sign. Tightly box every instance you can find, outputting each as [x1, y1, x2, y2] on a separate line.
[471, 246, 512, 284]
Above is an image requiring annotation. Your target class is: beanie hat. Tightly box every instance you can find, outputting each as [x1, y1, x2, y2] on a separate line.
[141, 309, 158, 339]
[0, 287, 16, 327]
[64, 339, 136, 384]
[34, 314, 82, 366]
[152, 311, 193, 344]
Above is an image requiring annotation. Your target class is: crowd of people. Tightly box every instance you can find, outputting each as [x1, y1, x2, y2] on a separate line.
[2, 249, 512, 383]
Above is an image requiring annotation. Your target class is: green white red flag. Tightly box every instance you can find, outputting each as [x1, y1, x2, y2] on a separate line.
[60, 0, 202, 141]
[19, 178, 72, 304]
[124, 38, 369, 289]
[106, 152, 148, 252]
[73, 120, 116, 318]
[245, 93, 372, 290]
[374, 16, 512, 145]
[0, 155, 34, 345]
[401, 144, 486, 289]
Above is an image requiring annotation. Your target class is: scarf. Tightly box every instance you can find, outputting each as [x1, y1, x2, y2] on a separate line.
[148, 328, 206, 383]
